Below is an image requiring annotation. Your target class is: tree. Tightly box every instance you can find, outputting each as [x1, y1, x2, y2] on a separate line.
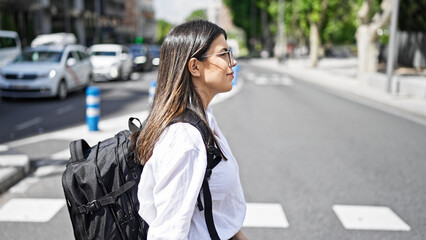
[223, 0, 260, 54]
[224, 0, 361, 64]
[156, 20, 174, 45]
[185, 9, 207, 22]
[356, 0, 392, 72]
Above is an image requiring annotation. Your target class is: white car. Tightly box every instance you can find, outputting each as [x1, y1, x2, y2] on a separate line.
[0, 30, 21, 69]
[0, 44, 92, 99]
[88, 44, 133, 81]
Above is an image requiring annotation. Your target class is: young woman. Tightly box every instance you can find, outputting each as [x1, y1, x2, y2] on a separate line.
[135, 20, 247, 240]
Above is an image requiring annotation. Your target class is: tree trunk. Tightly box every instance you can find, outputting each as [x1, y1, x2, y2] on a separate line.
[356, 0, 392, 73]
[356, 25, 378, 72]
[310, 22, 320, 67]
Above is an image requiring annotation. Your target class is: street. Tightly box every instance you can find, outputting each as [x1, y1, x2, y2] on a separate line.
[0, 72, 155, 144]
[1, 59, 426, 239]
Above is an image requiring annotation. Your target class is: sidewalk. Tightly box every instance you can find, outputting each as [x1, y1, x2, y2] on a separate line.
[249, 57, 426, 121]
[1, 57, 426, 194]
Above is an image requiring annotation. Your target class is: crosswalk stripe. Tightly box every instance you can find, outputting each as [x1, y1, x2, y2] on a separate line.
[0, 198, 65, 222]
[333, 205, 411, 231]
[243, 203, 289, 228]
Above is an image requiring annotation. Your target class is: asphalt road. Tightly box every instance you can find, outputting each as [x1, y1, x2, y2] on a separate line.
[1, 59, 426, 239]
[0, 71, 154, 144]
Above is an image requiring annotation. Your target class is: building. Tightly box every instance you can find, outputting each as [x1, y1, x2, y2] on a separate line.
[0, 0, 156, 46]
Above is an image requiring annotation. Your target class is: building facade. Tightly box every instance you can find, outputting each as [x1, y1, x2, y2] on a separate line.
[0, 0, 156, 46]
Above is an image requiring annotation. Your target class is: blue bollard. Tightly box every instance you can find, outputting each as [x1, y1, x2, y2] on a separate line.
[232, 64, 240, 86]
[148, 79, 157, 103]
[86, 86, 100, 131]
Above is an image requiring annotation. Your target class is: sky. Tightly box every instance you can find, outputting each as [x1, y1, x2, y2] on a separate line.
[153, 0, 209, 24]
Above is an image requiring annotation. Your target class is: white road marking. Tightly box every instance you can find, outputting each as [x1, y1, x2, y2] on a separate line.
[15, 117, 42, 131]
[55, 104, 75, 115]
[0, 145, 9, 152]
[9, 177, 39, 194]
[333, 205, 411, 231]
[243, 203, 289, 228]
[280, 77, 293, 86]
[9, 165, 64, 194]
[0, 154, 29, 167]
[0, 198, 65, 222]
[254, 77, 269, 85]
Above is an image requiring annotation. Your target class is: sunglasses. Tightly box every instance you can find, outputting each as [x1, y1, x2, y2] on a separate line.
[199, 50, 235, 67]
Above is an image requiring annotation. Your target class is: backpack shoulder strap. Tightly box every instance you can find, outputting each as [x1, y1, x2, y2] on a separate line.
[171, 109, 222, 240]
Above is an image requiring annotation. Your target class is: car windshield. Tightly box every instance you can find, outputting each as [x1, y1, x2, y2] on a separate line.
[15, 50, 63, 63]
[90, 51, 117, 56]
[149, 45, 160, 57]
[129, 46, 146, 55]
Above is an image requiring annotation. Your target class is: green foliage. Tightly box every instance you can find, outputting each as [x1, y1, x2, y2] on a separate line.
[223, 0, 254, 38]
[223, 0, 387, 50]
[155, 20, 174, 45]
[185, 9, 207, 22]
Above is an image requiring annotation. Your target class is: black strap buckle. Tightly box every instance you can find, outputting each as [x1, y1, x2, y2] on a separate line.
[83, 200, 100, 214]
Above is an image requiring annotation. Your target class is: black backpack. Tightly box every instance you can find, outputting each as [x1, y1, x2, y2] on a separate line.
[62, 110, 223, 240]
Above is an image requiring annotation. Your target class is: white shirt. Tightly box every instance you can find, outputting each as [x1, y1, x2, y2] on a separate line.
[138, 107, 246, 240]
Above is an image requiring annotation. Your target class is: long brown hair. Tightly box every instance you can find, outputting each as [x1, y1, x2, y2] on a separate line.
[133, 20, 227, 165]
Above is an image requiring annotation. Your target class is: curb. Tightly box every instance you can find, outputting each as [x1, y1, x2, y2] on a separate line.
[0, 145, 30, 194]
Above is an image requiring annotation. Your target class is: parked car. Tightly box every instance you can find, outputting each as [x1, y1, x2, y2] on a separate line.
[0, 44, 92, 99]
[129, 44, 153, 72]
[149, 44, 160, 67]
[0, 30, 21, 69]
[88, 44, 133, 81]
[31, 32, 77, 47]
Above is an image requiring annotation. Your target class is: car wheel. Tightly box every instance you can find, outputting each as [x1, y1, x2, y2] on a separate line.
[88, 74, 94, 85]
[57, 80, 68, 100]
[121, 68, 131, 81]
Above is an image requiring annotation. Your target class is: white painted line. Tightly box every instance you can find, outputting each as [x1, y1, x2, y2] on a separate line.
[243, 203, 289, 228]
[333, 205, 411, 231]
[55, 104, 75, 115]
[0, 154, 29, 167]
[33, 165, 61, 177]
[15, 117, 42, 131]
[0, 145, 9, 152]
[9, 165, 64, 194]
[254, 77, 269, 85]
[46, 149, 70, 161]
[9, 177, 39, 194]
[281, 77, 293, 86]
[0, 198, 65, 222]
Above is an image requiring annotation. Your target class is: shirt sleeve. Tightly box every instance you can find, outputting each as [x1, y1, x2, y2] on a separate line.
[147, 123, 207, 240]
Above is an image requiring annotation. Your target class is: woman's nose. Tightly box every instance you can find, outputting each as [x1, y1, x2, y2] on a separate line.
[232, 58, 237, 67]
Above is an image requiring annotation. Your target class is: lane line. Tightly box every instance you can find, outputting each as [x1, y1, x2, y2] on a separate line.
[15, 117, 42, 131]
[55, 104, 75, 115]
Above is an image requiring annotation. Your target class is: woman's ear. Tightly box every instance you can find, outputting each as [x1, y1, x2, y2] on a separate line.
[188, 58, 201, 77]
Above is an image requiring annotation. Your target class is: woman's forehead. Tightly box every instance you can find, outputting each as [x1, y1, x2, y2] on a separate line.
[210, 35, 228, 51]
